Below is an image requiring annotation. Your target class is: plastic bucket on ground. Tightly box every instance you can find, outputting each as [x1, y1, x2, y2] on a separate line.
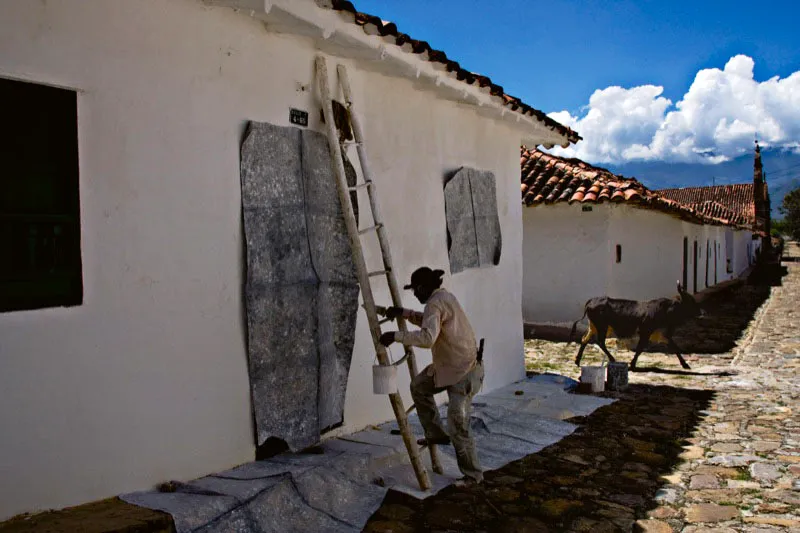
[372, 364, 398, 395]
[607, 362, 629, 391]
[580, 365, 606, 393]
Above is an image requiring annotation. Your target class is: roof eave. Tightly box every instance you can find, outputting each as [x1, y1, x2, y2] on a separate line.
[205, 0, 578, 146]
[519, 149, 751, 229]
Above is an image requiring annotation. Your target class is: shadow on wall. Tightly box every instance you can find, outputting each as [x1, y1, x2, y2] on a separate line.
[363, 384, 714, 531]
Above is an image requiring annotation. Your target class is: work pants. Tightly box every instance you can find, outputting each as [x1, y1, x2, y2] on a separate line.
[410, 362, 484, 482]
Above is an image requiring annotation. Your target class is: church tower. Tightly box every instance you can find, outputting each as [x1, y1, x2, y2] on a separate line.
[753, 141, 771, 247]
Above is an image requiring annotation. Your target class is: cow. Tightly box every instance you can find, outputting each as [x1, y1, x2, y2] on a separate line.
[569, 281, 704, 370]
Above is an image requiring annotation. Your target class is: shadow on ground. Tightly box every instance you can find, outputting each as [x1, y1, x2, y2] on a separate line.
[629, 367, 735, 377]
[363, 384, 714, 533]
[669, 262, 785, 353]
[527, 260, 787, 356]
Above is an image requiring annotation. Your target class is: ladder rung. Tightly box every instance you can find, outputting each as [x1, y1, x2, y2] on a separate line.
[367, 269, 390, 278]
[358, 224, 383, 235]
[379, 316, 393, 325]
[348, 181, 373, 192]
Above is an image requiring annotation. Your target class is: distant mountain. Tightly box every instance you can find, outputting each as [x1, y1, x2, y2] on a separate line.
[605, 149, 800, 219]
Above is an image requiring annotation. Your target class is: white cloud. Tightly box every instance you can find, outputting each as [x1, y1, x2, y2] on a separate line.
[548, 55, 800, 164]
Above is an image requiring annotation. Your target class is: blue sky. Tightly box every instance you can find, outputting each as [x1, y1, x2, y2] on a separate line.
[354, 0, 799, 113]
[354, 1, 800, 165]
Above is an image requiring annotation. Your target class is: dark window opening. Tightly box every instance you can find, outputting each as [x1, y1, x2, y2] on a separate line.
[682, 237, 688, 290]
[615, 244, 622, 263]
[0, 77, 82, 312]
[714, 241, 718, 285]
[693, 240, 698, 293]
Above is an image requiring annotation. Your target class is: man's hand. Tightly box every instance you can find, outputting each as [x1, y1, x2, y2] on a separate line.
[379, 332, 396, 347]
[385, 307, 404, 320]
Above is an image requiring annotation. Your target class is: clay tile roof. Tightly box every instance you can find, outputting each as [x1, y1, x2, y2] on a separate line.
[685, 201, 748, 225]
[624, 189, 641, 201]
[656, 185, 756, 226]
[327, 1, 580, 144]
[520, 147, 749, 229]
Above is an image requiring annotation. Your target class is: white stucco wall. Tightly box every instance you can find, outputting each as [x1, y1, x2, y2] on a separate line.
[522, 203, 753, 323]
[0, 0, 533, 519]
[721, 228, 757, 281]
[521, 203, 611, 323]
[733, 231, 755, 275]
[607, 205, 686, 301]
[683, 223, 711, 294]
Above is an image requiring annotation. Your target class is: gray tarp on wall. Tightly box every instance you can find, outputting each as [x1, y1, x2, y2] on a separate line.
[444, 167, 502, 273]
[240, 121, 359, 451]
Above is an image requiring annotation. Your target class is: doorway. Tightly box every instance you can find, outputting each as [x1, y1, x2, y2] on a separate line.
[725, 230, 734, 273]
[714, 241, 718, 285]
[682, 237, 688, 290]
[693, 240, 698, 293]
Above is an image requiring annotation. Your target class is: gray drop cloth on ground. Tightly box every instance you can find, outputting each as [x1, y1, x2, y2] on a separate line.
[444, 167, 502, 273]
[240, 121, 359, 452]
[122, 375, 614, 532]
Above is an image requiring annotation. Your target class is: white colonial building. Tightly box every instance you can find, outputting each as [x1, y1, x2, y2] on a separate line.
[520, 148, 760, 325]
[0, 0, 578, 519]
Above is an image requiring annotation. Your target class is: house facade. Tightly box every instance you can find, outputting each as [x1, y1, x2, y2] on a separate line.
[0, 0, 577, 519]
[520, 149, 756, 324]
[658, 143, 771, 255]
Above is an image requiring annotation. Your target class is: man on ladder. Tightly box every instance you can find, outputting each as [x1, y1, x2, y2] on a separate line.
[378, 267, 485, 486]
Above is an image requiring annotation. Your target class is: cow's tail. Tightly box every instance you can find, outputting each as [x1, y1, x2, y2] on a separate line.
[568, 306, 589, 344]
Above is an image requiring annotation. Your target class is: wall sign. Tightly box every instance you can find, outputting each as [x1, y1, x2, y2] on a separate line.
[290, 108, 309, 126]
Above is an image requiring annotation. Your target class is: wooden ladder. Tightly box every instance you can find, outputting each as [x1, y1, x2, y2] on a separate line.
[315, 56, 442, 491]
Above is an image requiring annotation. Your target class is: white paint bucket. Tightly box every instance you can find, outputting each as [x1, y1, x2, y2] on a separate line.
[372, 364, 398, 395]
[580, 365, 606, 393]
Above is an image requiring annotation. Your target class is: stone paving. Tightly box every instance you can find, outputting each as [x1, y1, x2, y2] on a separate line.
[525, 246, 800, 531]
[658, 243, 800, 533]
[630, 244, 800, 532]
[364, 243, 800, 532]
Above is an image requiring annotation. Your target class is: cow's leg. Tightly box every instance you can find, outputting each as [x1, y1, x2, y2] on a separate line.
[666, 335, 691, 369]
[594, 325, 616, 363]
[575, 322, 596, 366]
[629, 330, 652, 370]
[574, 342, 588, 366]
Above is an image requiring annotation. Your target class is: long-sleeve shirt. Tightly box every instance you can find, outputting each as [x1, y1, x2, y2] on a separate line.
[394, 288, 478, 388]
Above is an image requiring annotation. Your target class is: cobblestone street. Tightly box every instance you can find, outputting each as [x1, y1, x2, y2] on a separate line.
[364, 242, 800, 532]
[654, 240, 800, 533]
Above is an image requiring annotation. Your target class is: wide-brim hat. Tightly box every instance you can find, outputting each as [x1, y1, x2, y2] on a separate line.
[403, 267, 445, 290]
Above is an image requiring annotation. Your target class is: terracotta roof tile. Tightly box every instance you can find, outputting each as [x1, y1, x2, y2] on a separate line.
[328, 1, 580, 144]
[657, 185, 756, 226]
[624, 189, 641, 201]
[520, 148, 748, 229]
